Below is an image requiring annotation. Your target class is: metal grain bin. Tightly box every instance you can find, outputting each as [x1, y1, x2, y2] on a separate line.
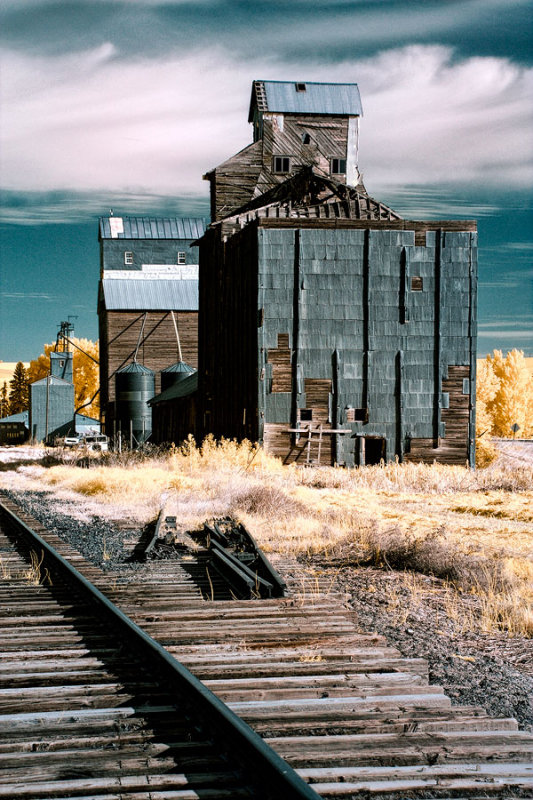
[161, 361, 196, 393]
[115, 362, 155, 445]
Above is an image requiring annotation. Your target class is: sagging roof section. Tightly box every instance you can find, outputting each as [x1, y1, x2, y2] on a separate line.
[99, 217, 208, 240]
[101, 277, 198, 311]
[249, 80, 363, 122]
[215, 166, 401, 233]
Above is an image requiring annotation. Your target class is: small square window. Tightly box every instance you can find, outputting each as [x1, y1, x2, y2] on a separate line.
[273, 156, 291, 174]
[177, 252, 186, 265]
[295, 83, 306, 92]
[331, 158, 347, 174]
[124, 251, 134, 265]
[346, 407, 368, 423]
[300, 409, 313, 422]
[411, 276, 423, 291]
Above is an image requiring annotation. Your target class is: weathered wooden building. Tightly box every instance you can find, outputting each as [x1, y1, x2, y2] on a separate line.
[197, 81, 477, 467]
[204, 80, 363, 221]
[98, 216, 206, 433]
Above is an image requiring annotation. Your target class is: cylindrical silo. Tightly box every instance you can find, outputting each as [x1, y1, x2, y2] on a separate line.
[115, 362, 155, 445]
[160, 361, 196, 393]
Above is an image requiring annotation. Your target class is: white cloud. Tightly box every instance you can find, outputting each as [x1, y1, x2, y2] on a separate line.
[1, 44, 532, 202]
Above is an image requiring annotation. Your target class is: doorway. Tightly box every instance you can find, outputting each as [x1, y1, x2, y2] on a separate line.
[360, 436, 386, 466]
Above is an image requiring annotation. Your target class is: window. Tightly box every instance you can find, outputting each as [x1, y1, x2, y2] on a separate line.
[124, 251, 134, 265]
[330, 158, 347, 175]
[295, 82, 306, 92]
[273, 156, 291, 174]
[411, 276, 423, 291]
[177, 252, 186, 265]
[346, 407, 368, 423]
[302, 132, 311, 145]
[300, 409, 313, 422]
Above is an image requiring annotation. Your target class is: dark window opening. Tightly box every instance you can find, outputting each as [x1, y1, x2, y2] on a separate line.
[273, 156, 291, 174]
[295, 83, 306, 92]
[300, 409, 313, 422]
[411, 276, 423, 291]
[346, 407, 368, 423]
[361, 436, 386, 466]
[331, 158, 347, 174]
[302, 132, 311, 144]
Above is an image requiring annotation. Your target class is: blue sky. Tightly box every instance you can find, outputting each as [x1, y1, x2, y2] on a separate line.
[1, 0, 532, 361]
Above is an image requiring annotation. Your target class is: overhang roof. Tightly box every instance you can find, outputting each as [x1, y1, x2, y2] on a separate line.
[149, 371, 198, 405]
[101, 277, 198, 311]
[249, 80, 363, 122]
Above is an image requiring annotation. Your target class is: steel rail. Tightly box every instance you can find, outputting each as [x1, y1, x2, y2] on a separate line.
[0, 500, 321, 800]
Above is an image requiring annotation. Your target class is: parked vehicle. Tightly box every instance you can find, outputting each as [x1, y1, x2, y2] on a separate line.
[83, 434, 109, 452]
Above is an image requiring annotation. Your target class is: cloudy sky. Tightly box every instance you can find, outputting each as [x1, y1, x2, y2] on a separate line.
[1, 0, 532, 361]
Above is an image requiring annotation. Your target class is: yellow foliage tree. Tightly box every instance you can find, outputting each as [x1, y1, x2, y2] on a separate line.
[28, 339, 100, 419]
[482, 349, 533, 438]
[476, 357, 499, 438]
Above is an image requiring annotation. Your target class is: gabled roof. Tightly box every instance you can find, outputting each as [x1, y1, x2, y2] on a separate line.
[215, 167, 401, 230]
[0, 410, 29, 424]
[31, 375, 72, 387]
[99, 217, 208, 240]
[249, 80, 363, 122]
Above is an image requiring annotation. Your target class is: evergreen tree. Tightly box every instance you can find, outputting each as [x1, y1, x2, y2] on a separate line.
[8, 362, 29, 414]
[0, 382, 9, 418]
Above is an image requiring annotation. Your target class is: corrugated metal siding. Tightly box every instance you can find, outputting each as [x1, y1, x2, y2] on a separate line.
[99, 217, 208, 240]
[262, 81, 362, 117]
[101, 279, 198, 310]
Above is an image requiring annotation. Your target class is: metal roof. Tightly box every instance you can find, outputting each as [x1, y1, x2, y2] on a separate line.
[249, 81, 362, 121]
[117, 362, 154, 375]
[101, 278, 198, 311]
[0, 410, 29, 424]
[162, 361, 196, 375]
[31, 376, 72, 387]
[99, 217, 208, 240]
[149, 371, 198, 404]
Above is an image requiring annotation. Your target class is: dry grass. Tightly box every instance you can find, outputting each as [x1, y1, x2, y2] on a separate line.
[4, 436, 533, 636]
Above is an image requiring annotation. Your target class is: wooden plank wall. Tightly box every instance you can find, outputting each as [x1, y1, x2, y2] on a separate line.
[198, 226, 259, 442]
[405, 365, 470, 465]
[151, 395, 197, 446]
[267, 333, 292, 392]
[100, 310, 198, 419]
[208, 141, 263, 221]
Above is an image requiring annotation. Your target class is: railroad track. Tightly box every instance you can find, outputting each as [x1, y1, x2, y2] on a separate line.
[0, 500, 318, 799]
[1, 497, 533, 799]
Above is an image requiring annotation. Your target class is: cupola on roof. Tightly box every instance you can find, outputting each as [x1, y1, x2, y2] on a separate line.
[249, 80, 363, 122]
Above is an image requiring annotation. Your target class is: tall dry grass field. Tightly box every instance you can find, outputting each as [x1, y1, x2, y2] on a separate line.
[27, 436, 533, 636]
